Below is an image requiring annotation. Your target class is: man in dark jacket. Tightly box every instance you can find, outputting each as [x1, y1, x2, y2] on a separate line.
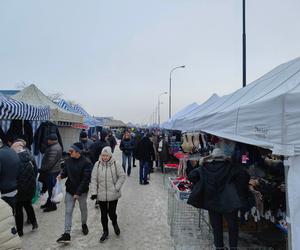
[79, 131, 93, 159]
[56, 142, 93, 243]
[107, 131, 117, 153]
[188, 148, 249, 250]
[120, 131, 134, 176]
[136, 133, 154, 185]
[89, 131, 109, 165]
[40, 134, 63, 212]
[0, 139, 20, 212]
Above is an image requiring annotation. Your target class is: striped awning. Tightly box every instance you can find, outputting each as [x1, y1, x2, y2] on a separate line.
[58, 100, 101, 127]
[0, 95, 50, 120]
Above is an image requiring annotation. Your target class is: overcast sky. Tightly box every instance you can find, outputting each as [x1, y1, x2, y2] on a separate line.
[0, 0, 299, 124]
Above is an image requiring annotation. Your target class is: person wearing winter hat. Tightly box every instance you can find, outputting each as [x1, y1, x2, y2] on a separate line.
[40, 133, 62, 212]
[90, 146, 126, 243]
[56, 142, 93, 244]
[79, 131, 93, 159]
[11, 141, 38, 237]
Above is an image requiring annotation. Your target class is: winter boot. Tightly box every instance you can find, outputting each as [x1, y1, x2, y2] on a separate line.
[99, 231, 109, 243]
[82, 224, 89, 235]
[43, 202, 57, 212]
[32, 221, 38, 231]
[57, 233, 71, 243]
[40, 200, 51, 209]
[112, 222, 120, 235]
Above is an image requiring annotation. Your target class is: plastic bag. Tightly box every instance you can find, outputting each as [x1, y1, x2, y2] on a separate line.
[51, 180, 63, 203]
[31, 182, 41, 205]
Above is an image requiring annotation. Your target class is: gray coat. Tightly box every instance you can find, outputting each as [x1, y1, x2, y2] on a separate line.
[41, 142, 62, 174]
[90, 157, 126, 201]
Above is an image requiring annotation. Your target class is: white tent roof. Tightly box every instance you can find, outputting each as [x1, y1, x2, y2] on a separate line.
[12, 84, 84, 123]
[162, 102, 199, 129]
[171, 93, 220, 130]
[178, 57, 300, 156]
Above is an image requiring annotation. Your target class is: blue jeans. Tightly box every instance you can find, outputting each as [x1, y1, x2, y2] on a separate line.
[139, 160, 149, 184]
[122, 152, 132, 176]
[46, 172, 60, 204]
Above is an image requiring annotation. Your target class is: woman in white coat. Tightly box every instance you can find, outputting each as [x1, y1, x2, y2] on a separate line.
[0, 199, 22, 249]
[90, 146, 126, 243]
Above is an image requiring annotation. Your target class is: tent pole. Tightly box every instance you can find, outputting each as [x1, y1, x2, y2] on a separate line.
[284, 157, 292, 250]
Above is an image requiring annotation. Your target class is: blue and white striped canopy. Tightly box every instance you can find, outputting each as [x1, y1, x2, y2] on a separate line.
[0, 95, 50, 120]
[57, 100, 101, 127]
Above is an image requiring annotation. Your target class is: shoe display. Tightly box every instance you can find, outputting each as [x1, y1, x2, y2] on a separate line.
[57, 233, 71, 243]
[82, 224, 89, 235]
[99, 231, 109, 243]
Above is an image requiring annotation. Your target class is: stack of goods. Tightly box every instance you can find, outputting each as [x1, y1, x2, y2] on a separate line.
[170, 177, 192, 200]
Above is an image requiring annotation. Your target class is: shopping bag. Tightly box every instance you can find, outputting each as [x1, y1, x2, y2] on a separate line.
[31, 182, 41, 205]
[51, 180, 64, 203]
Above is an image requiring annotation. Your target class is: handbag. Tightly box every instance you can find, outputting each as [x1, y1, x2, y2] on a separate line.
[187, 167, 204, 208]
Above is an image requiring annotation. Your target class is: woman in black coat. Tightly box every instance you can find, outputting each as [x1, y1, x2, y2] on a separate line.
[188, 148, 249, 250]
[11, 141, 38, 237]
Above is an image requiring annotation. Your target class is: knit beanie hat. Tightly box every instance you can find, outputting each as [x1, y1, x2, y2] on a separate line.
[70, 142, 83, 153]
[80, 131, 88, 139]
[101, 146, 113, 157]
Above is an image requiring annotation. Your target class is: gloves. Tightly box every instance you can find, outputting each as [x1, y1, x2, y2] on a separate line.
[90, 195, 97, 200]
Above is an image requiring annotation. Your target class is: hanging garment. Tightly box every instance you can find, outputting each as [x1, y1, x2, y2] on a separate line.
[6, 120, 33, 149]
[0, 126, 6, 144]
[34, 121, 63, 155]
[193, 133, 200, 149]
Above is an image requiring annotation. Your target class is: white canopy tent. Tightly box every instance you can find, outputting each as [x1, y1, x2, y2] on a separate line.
[162, 102, 199, 129]
[171, 93, 220, 131]
[171, 57, 300, 249]
[12, 84, 83, 123]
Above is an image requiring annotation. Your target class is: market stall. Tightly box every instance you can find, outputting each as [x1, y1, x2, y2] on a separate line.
[166, 57, 300, 249]
[12, 84, 84, 151]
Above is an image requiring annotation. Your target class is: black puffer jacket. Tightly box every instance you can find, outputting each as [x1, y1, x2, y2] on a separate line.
[40, 142, 62, 174]
[17, 151, 37, 201]
[89, 140, 109, 165]
[60, 156, 93, 196]
[0, 146, 20, 194]
[136, 137, 155, 162]
[188, 160, 249, 213]
[120, 138, 134, 155]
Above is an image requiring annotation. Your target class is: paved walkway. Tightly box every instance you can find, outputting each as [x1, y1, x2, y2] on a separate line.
[22, 147, 174, 250]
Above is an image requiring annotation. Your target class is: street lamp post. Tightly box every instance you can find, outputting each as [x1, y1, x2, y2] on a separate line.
[158, 91, 168, 127]
[169, 65, 186, 119]
[242, 0, 246, 87]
